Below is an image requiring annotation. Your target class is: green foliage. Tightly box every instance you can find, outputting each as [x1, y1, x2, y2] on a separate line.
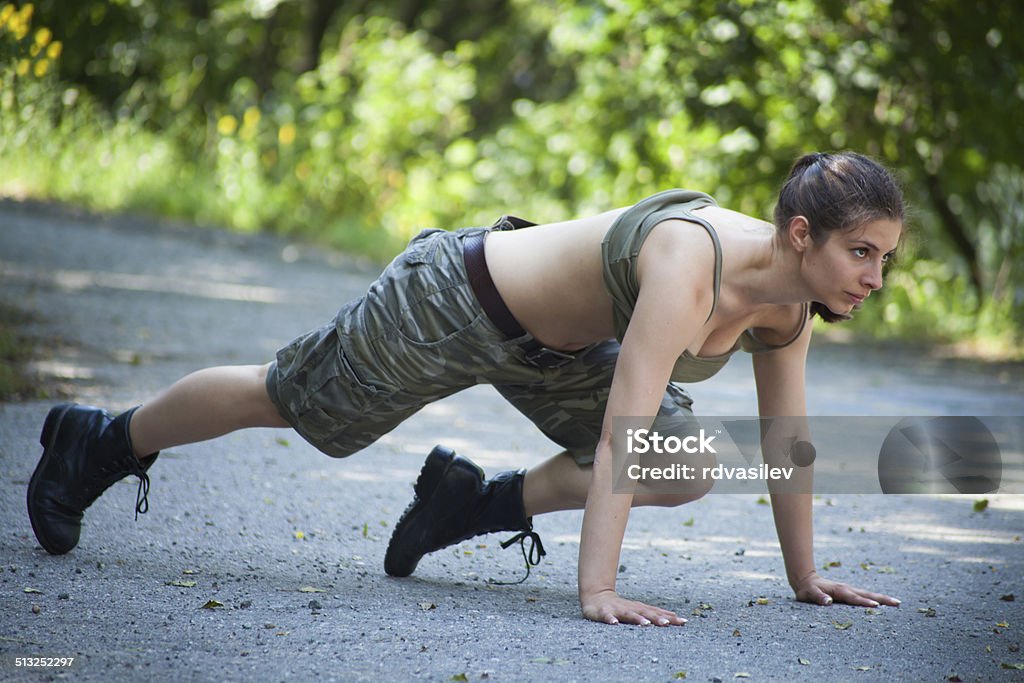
[0, 0, 1021, 350]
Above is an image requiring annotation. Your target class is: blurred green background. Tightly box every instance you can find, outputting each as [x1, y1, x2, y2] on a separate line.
[1, 0, 1021, 356]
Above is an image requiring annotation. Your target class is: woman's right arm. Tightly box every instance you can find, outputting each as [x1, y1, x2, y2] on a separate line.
[577, 225, 714, 625]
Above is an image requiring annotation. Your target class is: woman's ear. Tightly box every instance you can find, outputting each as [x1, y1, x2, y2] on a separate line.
[787, 216, 812, 253]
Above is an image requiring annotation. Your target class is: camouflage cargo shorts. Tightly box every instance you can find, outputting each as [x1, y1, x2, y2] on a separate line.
[265, 225, 695, 465]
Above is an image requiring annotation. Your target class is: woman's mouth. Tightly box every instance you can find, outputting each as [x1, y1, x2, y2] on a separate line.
[846, 292, 866, 305]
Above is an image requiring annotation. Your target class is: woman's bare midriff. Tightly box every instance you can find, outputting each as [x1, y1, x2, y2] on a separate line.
[484, 205, 800, 357]
[484, 209, 626, 351]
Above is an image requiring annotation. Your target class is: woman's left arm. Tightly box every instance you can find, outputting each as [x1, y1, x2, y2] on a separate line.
[752, 318, 901, 608]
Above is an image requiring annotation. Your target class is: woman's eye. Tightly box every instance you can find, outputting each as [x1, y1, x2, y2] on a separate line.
[853, 248, 868, 258]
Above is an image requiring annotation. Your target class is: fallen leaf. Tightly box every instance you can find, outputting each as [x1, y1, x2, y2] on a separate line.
[996, 621, 1010, 628]
[299, 586, 326, 593]
[182, 569, 200, 575]
[275, 437, 290, 447]
[362, 523, 368, 538]
[275, 631, 289, 636]
[692, 602, 713, 617]
[294, 530, 305, 540]
[31, 605, 41, 614]
[917, 607, 937, 617]
[451, 675, 468, 682]
[732, 629, 741, 637]
[735, 673, 751, 679]
[876, 566, 896, 574]
[525, 596, 540, 603]
[165, 580, 196, 588]
[832, 621, 853, 630]
[673, 672, 687, 680]
[23, 587, 43, 594]
[683, 517, 695, 527]
[756, 496, 769, 505]
[865, 609, 880, 615]
[756, 598, 770, 605]
[973, 499, 989, 512]
[418, 602, 437, 610]
[822, 560, 842, 569]
[853, 666, 872, 671]
[200, 600, 224, 609]
[1000, 594, 1015, 602]
[798, 658, 810, 666]
[948, 675, 963, 682]
[1000, 663, 1024, 670]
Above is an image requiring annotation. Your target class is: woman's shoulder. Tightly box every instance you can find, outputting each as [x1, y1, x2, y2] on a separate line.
[638, 219, 721, 277]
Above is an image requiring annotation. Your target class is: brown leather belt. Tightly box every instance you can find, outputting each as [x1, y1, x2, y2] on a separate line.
[463, 219, 576, 369]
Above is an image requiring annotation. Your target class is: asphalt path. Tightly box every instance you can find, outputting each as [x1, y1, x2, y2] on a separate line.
[1, 202, 1022, 682]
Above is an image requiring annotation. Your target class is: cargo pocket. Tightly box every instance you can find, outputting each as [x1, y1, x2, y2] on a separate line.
[393, 229, 484, 348]
[402, 228, 446, 266]
[295, 335, 395, 433]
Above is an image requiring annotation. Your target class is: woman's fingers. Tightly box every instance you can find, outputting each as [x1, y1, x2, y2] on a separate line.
[834, 586, 878, 607]
[795, 573, 902, 609]
[837, 585, 902, 607]
[797, 584, 833, 606]
[583, 595, 687, 626]
[856, 589, 901, 607]
[633, 602, 686, 626]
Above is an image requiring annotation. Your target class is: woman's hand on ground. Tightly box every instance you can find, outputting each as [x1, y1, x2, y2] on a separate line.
[793, 571, 901, 608]
[580, 589, 687, 626]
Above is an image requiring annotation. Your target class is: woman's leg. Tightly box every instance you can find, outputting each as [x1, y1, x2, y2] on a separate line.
[128, 363, 287, 457]
[29, 362, 287, 555]
[523, 451, 711, 516]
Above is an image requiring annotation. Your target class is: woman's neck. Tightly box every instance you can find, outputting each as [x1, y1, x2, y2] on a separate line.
[696, 206, 813, 309]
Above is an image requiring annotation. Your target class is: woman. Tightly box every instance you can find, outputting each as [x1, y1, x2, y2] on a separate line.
[28, 151, 904, 626]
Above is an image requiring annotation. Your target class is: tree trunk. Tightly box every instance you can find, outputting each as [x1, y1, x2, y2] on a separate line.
[299, 0, 343, 73]
[255, 9, 281, 96]
[924, 172, 985, 306]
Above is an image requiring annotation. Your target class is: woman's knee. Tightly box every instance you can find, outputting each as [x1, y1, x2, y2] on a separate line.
[637, 480, 712, 508]
[634, 454, 716, 507]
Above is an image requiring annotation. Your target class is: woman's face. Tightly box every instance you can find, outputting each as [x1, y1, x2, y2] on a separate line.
[803, 218, 903, 315]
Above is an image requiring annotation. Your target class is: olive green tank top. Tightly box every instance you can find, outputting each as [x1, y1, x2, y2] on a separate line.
[601, 189, 809, 383]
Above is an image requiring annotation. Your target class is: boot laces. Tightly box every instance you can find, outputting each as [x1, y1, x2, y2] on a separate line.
[134, 471, 151, 520]
[488, 530, 546, 586]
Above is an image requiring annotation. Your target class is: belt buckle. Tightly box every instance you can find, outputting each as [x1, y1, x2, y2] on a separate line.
[524, 347, 575, 369]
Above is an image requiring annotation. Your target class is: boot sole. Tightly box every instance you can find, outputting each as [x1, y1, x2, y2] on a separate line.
[384, 446, 483, 577]
[27, 403, 77, 555]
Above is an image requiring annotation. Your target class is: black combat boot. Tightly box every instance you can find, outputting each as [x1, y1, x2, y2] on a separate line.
[385, 445, 545, 579]
[27, 403, 158, 555]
